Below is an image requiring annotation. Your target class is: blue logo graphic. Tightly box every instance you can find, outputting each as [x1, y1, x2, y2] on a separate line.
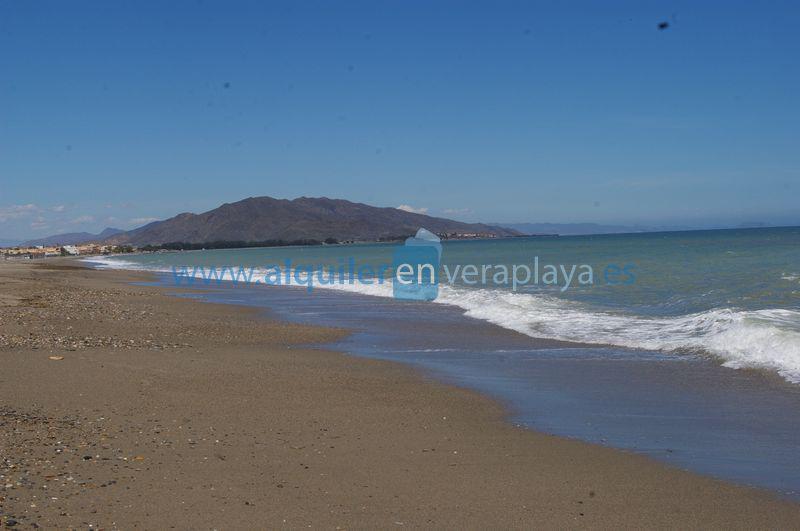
[392, 228, 441, 301]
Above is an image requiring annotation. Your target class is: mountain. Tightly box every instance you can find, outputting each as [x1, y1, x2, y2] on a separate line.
[0, 238, 23, 248]
[23, 228, 124, 247]
[105, 197, 519, 246]
[497, 222, 647, 236]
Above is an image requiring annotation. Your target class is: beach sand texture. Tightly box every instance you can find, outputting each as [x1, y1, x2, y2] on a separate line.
[1, 260, 799, 529]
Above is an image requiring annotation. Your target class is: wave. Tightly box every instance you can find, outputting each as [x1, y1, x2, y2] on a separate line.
[82, 256, 152, 270]
[433, 287, 800, 384]
[85, 257, 800, 384]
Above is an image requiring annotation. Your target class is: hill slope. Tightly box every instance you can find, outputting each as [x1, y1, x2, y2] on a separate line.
[23, 228, 123, 247]
[106, 197, 517, 246]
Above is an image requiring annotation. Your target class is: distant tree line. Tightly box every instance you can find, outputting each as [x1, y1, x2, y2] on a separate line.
[138, 234, 417, 252]
[140, 239, 334, 251]
[109, 245, 135, 254]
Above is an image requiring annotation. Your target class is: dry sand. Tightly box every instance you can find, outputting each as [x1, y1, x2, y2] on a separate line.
[1, 259, 799, 529]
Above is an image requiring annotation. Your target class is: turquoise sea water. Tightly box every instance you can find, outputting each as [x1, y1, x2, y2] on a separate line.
[92, 226, 800, 383]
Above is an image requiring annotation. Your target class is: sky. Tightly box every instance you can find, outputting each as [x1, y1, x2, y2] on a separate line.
[1, 0, 799, 240]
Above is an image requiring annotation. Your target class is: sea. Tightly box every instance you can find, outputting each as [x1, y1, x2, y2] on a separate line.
[85, 226, 800, 496]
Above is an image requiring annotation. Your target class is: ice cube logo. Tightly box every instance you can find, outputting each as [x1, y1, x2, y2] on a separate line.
[392, 228, 441, 301]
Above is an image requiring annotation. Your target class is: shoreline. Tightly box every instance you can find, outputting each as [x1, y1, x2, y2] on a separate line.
[2, 259, 799, 528]
[79, 247, 800, 390]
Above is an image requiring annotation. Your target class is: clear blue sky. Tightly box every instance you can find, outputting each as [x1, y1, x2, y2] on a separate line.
[1, 0, 798, 239]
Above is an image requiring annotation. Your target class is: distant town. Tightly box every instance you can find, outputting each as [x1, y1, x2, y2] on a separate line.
[1, 243, 135, 260]
[0, 230, 510, 260]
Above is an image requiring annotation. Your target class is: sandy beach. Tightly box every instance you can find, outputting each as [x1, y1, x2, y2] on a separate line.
[1, 259, 799, 529]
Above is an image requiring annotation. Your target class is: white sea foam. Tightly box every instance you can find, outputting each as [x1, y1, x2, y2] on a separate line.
[86, 257, 800, 384]
[433, 288, 800, 384]
[81, 256, 152, 271]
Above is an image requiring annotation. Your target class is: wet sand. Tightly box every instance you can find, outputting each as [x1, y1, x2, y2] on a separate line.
[1, 259, 800, 529]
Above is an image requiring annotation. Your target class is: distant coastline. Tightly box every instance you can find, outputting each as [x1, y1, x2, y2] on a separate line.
[7, 224, 800, 258]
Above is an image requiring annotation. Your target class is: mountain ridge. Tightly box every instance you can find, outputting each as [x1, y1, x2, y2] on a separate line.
[104, 196, 518, 246]
[22, 228, 124, 247]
